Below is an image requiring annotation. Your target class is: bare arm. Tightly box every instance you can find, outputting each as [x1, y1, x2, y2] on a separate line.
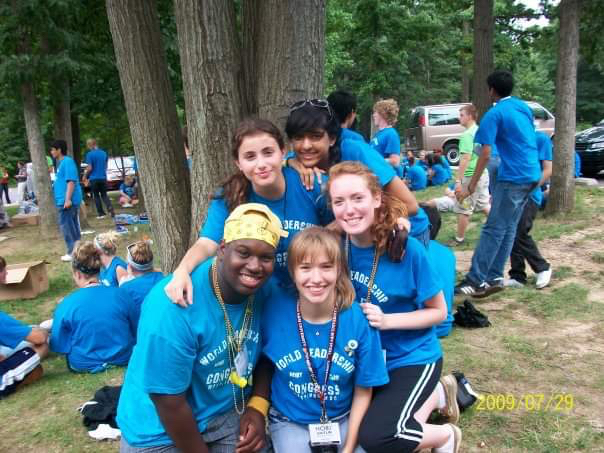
[387, 154, 401, 168]
[454, 153, 471, 192]
[458, 145, 491, 201]
[26, 328, 48, 345]
[165, 237, 219, 306]
[384, 177, 418, 216]
[539, 160, 552, 186]
[342, 386, 372, 453]
[150, 394, 209, 453]
[361, 291, 446, 330]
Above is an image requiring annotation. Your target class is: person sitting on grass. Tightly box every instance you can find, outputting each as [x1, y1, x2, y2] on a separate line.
[116, 240, 164, 336]
[119, 176, 139, 208]
[95, 231, 127, 287]
[49, 242, 135, 373]
[427, 153, 450, 187]
[405, 155, 428, 191]
[434, 148, 452, 179]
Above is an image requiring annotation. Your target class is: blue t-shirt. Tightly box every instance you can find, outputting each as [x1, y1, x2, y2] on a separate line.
[341, 128, 365, 143]
[261, 288, 388, 424]
[474, 97, 540, 184]
[100, 256, 128, 287]
[49, 285, 134, 371]
[430, 164, 449, 186]
[406, 163, 427, 191]
[116, 259, 270, 447]
[370, 127, 401, 158]
[439, 157, 452, 178]
[85, 148, 109, 181]
[409, 207, 430, 241]
[340, 138, 396, 188]
[200, 167, 324, 286]
[0, 311, 31, 349]
[117, 271, 164, 337]
[530, 132, 553, 205]
[574, 151, 581, 177]
[53, 156, 82, 207]
[120, 182, 136, 198]
[347, 237, 443, 369]
[429, 241, 456, 338]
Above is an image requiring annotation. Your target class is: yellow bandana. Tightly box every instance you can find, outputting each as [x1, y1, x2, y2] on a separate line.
[223, 203, 288, 249]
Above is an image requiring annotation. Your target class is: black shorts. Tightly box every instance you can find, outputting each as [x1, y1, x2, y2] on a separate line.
[0, 347, 41, 398]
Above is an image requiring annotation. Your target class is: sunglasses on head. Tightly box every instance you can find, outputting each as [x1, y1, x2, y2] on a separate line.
[289, 98, 333, 119]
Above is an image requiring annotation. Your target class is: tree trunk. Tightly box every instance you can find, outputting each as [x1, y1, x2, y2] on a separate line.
[461, 20, 471, 102]
[546, 0, 581, 215]
[53, 79, 74, 157]
[174, 0, 245, 243]
[71, 113, 82, 169]
[20, 81, 57, 237]
[106, 0, 191, 272]
[472, 0, 494, 120]
[245, 0, 326, 128]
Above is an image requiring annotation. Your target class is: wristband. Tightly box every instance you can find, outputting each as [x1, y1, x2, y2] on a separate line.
[247, 395, 270, 417]
[455, 180, 461, 184]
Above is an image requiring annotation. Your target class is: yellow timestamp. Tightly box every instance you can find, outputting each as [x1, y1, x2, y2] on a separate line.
[476, 393, 574, 412]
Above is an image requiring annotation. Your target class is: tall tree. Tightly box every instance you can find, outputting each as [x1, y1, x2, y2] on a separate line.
[473, 0, 494, 119]
[547, 0, 581, 215]
[106, 0, 191, 271]
[174, 0, 244, 240]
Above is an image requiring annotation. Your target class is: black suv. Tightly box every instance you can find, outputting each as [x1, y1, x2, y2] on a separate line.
[576, 119, 604, 176]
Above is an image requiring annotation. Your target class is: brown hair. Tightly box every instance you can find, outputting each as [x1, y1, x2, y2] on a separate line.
[459, 104, 477, 120]
[213, 118, 285, 212]
[0, 256, 6, 272]
[128, 240, 153, 265]
[72, 241, 102, 276]
[94, 231, 120, 256]
[373, 99, 400, 125]
[327, 162, 408, 255]
[287, 227, 355, 310]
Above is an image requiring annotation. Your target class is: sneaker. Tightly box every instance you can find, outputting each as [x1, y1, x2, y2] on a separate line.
[474, 278, 504, 298]
[503, 278, 525, 288]
[96, 215, 106, 220]
[60, 254, 72, 262]
[439, 374, 460, 424]
[448, 237, 465, 247]
[535, 267, 552, 289]
[122, 203, 133, 208]
[454, 279, 485, 297]
[115, 225, 128, 235]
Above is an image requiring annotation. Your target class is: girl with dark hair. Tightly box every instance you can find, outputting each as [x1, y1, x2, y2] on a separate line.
[166, 118, 328, 305]
[50, 241, 135, 373]
[327, 162, 461, 453]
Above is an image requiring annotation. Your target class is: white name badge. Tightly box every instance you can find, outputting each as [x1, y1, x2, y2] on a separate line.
[308, 422, 341, 446]
[234, 345, 249, 377]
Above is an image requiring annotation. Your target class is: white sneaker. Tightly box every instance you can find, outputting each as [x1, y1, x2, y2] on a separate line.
[96, 215, 106, 220]
[60, 254, 72, 262]
[122, 203, 133, 208]
[504, 278, 525, 288]
[535, 267, 552, 289]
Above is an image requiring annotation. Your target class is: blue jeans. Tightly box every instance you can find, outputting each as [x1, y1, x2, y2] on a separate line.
[467, 181, 534, 285]
[487, 155, 500, 195]
[58, 205, 81, 254]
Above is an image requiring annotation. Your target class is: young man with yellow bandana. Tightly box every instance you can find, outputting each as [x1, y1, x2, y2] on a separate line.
[117, 203, 287, 453]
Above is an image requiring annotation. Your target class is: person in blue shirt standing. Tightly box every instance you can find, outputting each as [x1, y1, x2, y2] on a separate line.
[327, 162, 461, 453]
[117, 203, 286, 453]
[328, 90, 366, 143]
[50, 241, 135, 373]
[165, 118, 327, 305]
[370, 99, 402, 174]
[505, 131, 553, 290]
[116, 240, 164, 336]
[50, 139, 83, 262]
[95, 231, 127, 287]
[456, 70, 541, 298]
[257, 227, 388, 453]
[84, 138, 115, 219]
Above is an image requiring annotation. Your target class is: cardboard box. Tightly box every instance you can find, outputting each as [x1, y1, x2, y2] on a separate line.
[11, 213, 40, 226]
[0, 261, 49, 301]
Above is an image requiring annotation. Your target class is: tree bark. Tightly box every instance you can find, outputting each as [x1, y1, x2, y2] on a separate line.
[106, 0, 191, 272]
[53, 79, 74, 157]
[20, 81, 57, 237]
[472, 0, 494, 120]
[174, 0, 245, 243]
[461, 20, 471, 102]
[71, 113, 82, 169]
[546, 0, 581, 215]
[244, 0, 326, 128]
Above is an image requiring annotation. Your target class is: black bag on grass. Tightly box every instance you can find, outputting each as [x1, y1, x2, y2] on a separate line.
[454, 300, 491, 328]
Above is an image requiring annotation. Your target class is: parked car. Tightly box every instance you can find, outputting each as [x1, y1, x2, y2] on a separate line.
[80, 155, 136, 192]
[575, 119, 604, 176]
[405, 101, 555, 165]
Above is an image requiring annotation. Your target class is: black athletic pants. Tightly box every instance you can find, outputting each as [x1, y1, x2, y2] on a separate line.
[509, 199, 550, 283]
[359, 359, 442, 453]
[0, 183, 9, 204]
[90, 179, 114, 217]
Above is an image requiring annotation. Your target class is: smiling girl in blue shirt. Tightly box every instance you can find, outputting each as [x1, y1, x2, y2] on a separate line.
[327, 162, 462, 453]
[258, 227, 388, 453]
[95, 232, 127, 287]
[165, 118, 327, 306]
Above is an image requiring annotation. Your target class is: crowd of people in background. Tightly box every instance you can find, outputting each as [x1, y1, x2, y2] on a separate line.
[0, 69, 567, 453]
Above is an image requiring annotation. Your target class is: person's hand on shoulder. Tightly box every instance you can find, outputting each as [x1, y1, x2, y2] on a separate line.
[165, 268, 194, 307]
